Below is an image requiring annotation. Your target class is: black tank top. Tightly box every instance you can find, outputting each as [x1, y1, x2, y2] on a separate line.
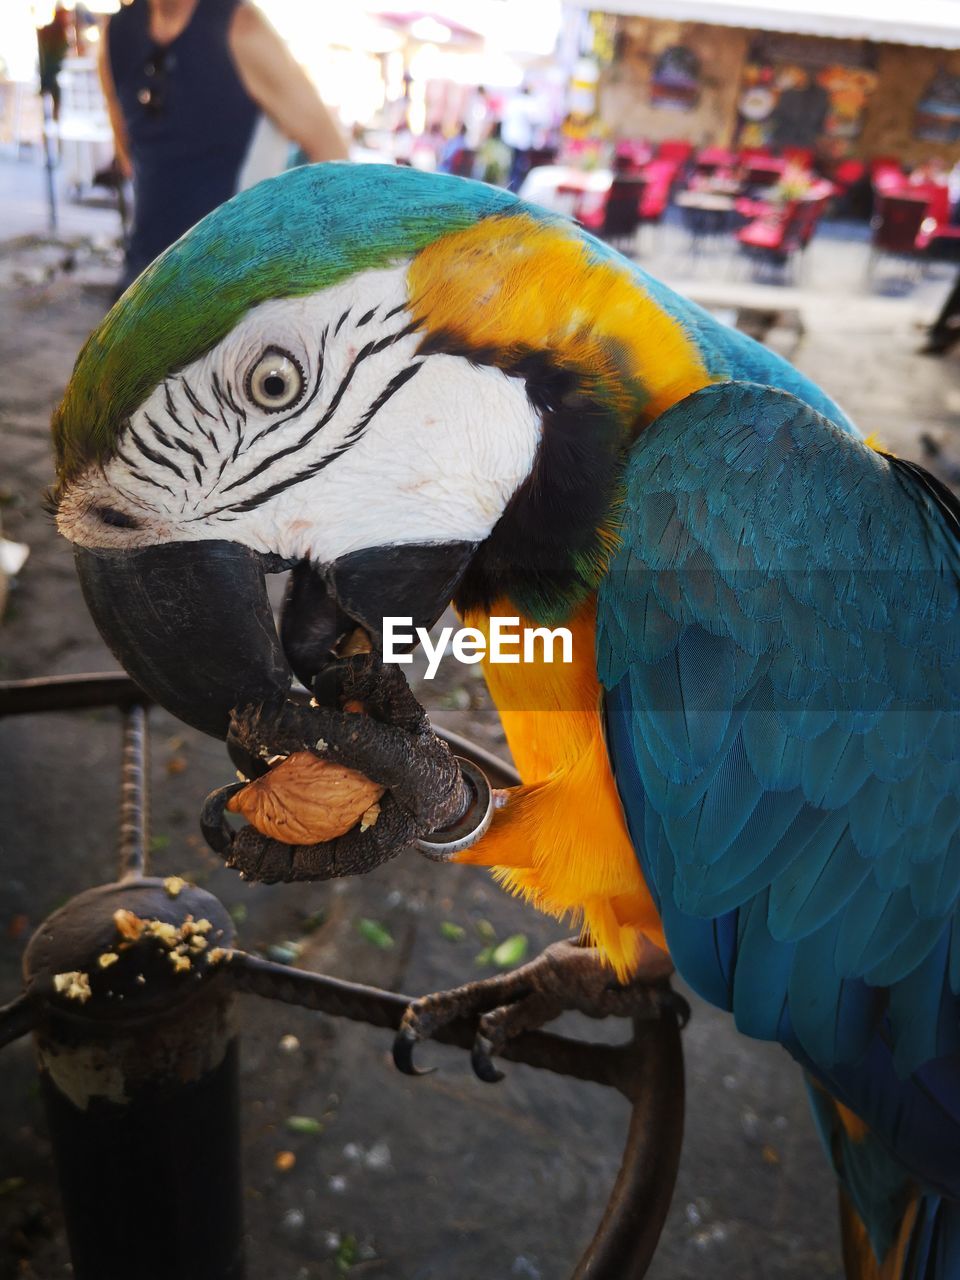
[109, 0, 261, 281]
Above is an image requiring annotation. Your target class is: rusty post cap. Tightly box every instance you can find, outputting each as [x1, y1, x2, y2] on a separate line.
[23, 879, 235, 1023]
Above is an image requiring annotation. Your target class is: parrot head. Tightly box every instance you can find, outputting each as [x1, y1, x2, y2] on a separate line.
[52, 164, 706, 739]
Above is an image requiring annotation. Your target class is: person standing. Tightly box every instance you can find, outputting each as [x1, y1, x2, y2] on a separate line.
[464, 84, 489, 147]
[475, 121, 511, 187]
[501, 85, 538, 192]
[100, 0, 347, 290]
[437, 124, 468, 174]
[921, 269, 960, 355]
[37, 6, 71, 123]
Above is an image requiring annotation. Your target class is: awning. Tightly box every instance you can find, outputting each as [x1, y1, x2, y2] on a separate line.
[566, 0, 960, 50]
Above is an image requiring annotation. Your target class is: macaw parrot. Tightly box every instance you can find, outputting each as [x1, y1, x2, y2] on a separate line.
[51, 164, 960, 1278]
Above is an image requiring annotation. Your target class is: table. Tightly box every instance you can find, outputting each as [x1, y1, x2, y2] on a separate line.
[675, 190, 738, 255]
[518, 165, 613, 216]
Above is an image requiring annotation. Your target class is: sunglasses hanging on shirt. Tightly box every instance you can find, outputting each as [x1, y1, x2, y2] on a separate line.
[137, 46, 173, 115]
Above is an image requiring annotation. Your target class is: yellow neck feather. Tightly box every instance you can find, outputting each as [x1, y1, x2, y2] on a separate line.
[408, 214, 711, 425]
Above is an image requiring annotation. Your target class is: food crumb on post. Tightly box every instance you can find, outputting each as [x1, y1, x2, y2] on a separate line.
[53, 971, 92, 1003]
[113, 907, 145, 941]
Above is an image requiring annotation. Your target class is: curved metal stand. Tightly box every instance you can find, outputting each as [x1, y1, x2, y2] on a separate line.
[0, 672, 686, 1280]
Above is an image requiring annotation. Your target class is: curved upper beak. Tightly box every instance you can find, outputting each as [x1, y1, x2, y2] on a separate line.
[75, 541, 294, 738]
[74, 537, 477, 739]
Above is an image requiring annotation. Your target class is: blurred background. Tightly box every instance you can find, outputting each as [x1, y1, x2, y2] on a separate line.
[4, 2, 960, 1279]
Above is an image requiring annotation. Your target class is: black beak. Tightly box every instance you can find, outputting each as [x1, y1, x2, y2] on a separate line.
[75, 541, 294, 738]
[75, 539, 477, 739]
[281, 542, 477, 688]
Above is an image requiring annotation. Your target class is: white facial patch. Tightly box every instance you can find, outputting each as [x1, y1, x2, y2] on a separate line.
[59, 263, 544, 564]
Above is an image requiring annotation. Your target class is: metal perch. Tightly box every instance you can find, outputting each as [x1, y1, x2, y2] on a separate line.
[0, 672, 685, 1280]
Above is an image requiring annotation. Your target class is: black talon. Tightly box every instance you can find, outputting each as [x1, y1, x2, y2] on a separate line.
[659, 988, 691, 1029]
[470, 1035, 505, 1084]
[392, 1027, 435, 1077]
[200, 781, 247, 854]
[311, 665, 345, 709]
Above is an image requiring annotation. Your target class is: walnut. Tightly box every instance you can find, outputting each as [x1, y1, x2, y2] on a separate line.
[338, 627, 372, 657]
[226, 751, 384, 844]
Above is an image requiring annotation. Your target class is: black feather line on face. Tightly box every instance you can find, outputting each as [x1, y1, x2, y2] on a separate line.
[147, 411, 206, 469]
[180, 377, 216, 420]
[129, 425, 188, 482]
[416, 333, 626, 625]
[163, 382, 189, 434]
[223, 379, 247, 421]
[116, 446, 176, 496]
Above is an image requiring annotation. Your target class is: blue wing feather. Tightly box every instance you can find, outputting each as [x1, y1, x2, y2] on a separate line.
[597, 380, 960, 1200]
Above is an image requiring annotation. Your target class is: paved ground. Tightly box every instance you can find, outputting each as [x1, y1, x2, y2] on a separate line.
[3, 157, 960, 1280]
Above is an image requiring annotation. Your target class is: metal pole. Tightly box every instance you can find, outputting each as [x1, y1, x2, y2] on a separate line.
[41, 91, 58, 234]
[23, 880, 242, 1280]
[0, 672, 148, 716]
[119, 704, 148, 879]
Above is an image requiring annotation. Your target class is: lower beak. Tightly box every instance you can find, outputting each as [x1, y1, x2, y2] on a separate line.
[282, 542, 477, 689]
[75, 538, 476, 739]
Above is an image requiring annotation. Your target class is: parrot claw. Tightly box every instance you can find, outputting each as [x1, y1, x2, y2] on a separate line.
[391, 1027, 437, 1077]
[200, 781, 248, 854]
[470, 1035, 505, 1084]
[659, 988, 691, 1029]
[393, 937, 681, 1085]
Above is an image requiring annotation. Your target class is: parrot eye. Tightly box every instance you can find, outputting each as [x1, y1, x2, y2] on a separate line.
[244, 347, 306, 413]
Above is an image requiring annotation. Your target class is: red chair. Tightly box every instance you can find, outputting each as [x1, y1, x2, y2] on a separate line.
[737, 195, 828, 275]
[868, 192, 929, 279]
[915, 217, 960, 260]
[742, 155, 786, 189]
[638, 158, 679, 223]
[694, 146, 735, 176]
[739, 148, 774, 164]
[735, 195, 776, 221]
[919, 182, 950, 227]
[657, 139, 694, 166]
[795, 195, 830, 249]
[913, 183, 960, 262]
[573, 175, 647, 249]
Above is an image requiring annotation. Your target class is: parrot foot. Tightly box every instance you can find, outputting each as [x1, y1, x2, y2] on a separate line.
[200, 650, 476, 882]
[393, 937, 684, 1084]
